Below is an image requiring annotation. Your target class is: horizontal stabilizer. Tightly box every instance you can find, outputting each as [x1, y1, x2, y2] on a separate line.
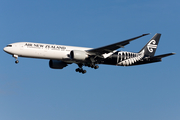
[152, 53, 175, 59]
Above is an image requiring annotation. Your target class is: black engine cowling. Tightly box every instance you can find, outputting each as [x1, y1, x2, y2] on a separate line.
[49, 60, 68, 69]
[70, 50, 88, 61]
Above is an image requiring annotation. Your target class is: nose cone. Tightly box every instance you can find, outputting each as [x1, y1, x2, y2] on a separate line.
[3, 47, 12, 54]
[3, 47, 7, 52]
[4, 44, 14, 54]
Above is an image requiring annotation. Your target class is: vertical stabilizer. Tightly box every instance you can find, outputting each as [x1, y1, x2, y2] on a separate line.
[139, 33, 161, 57]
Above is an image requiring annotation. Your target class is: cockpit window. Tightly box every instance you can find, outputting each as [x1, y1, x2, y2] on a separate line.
[6, 45, 12, 47]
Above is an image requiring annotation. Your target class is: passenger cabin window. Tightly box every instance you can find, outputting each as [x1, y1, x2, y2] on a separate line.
[7, 45, 12, 47]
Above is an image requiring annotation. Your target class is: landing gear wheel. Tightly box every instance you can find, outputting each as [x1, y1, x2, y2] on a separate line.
[94, 65, 99, 69]
[91, 64, 95, 68]
[82, 70, 87, 74]
[76, 68, 80, 72]
[75, 68, 86, 74]
[15, 60, 19, 64]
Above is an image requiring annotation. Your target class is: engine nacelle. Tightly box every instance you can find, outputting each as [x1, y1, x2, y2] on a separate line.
[49, 60, 68, 69]
[70, 50, 88, 61]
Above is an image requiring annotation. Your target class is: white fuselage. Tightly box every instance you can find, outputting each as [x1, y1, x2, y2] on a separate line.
[4, 42, 102, 64]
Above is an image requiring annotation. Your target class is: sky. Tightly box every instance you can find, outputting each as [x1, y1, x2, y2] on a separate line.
[0, 0, 179, 120]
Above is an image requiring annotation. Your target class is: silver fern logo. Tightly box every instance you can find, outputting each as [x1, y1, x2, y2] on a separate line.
[147, 40, 157, 53]
[117, 50, 144, 66]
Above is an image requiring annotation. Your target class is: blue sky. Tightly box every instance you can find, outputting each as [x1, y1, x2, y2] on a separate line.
[0, 0, 179, 120]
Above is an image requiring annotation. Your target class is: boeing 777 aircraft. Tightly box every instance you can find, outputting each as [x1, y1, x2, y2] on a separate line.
[3, 33, 175, 74]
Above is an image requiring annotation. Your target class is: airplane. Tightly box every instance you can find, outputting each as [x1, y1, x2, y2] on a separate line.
[3, 33, 175, 74]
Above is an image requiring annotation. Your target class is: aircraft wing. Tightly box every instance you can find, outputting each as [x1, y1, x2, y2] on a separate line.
[86, 33, 150, 55]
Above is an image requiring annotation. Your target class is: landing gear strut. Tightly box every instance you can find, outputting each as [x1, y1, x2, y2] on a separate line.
[13, 55, 19, 64]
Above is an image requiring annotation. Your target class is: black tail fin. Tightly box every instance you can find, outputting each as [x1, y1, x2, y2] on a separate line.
[139, 33, 161, 57]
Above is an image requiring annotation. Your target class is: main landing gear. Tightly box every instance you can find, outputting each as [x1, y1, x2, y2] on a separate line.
[75, 63, 99, 74]
[88, 64, 99, 69]
[13, 55, 19, 64]
[76, 68, 87, 74]
[75, 64, 86, 74]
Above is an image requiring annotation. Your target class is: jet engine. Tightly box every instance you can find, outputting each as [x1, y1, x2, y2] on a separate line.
[70, 50, 88, 61]
[49, 60, 68, 69]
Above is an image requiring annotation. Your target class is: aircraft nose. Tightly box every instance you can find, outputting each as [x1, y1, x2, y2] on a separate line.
[3, 47, 11, 54]
[3, 47, 7, 52]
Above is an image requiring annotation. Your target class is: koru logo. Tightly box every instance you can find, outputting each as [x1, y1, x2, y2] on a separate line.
[147, 40, 157, 53]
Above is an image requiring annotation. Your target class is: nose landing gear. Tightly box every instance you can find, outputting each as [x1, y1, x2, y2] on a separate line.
[15, 60, 19, 64]
[13, 55, 19, 64]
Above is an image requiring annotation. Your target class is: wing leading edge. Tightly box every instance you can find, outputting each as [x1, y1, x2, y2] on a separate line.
[86, 33, 150, 55]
